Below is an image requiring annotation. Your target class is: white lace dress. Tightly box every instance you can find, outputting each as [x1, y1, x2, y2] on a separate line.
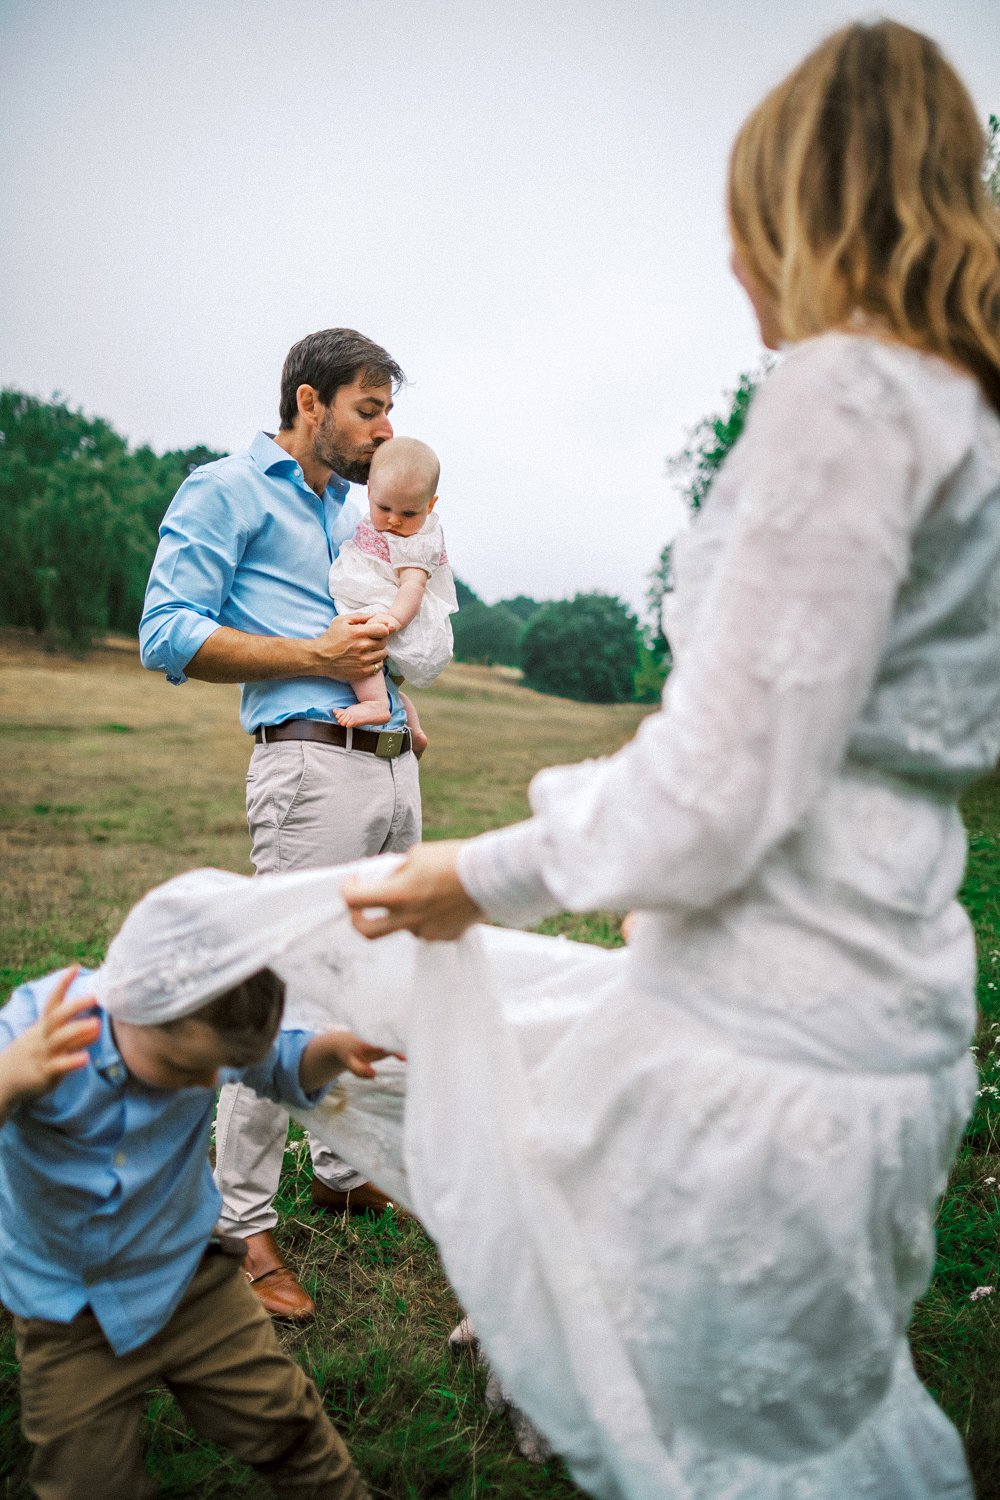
[328, 511, 458, 687]
[282, 334, 1000, 1499]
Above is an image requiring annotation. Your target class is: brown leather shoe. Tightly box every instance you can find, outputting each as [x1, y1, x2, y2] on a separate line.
[310, 1177, 409, 1219]
[241, 1229, 315, 1322]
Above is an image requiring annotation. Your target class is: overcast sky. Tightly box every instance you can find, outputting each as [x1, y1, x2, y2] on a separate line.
[2, 0, 996, 618]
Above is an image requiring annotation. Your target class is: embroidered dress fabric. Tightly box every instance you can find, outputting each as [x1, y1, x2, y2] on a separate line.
[328, 511, 458, 687]
[90, 866, 359, 1023]
[96, 334, 999, 1497]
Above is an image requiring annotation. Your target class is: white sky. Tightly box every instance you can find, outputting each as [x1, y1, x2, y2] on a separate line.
[2, 0, 997, 619]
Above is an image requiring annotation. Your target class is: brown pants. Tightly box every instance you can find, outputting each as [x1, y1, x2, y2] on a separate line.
[14, 1251, 369, 1500]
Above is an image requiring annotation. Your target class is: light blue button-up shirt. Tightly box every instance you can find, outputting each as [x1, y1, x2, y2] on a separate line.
[0, 968, 326, 1355]
[139, 432, 405, 733]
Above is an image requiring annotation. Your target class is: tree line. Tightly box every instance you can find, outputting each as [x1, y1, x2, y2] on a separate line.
[0, 388, 666, 706]
[0, 389, 223, 651]
[452, 584, 666, 705]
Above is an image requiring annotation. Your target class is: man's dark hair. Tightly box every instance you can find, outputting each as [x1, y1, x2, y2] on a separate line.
[278, 328, 406, 429]
[165, 967, 286, 1065]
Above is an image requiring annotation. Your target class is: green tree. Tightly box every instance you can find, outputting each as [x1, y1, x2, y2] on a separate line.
[521, 592, 641, 704]
[0, 389, 225, 648]
[667, 367, 762, 517]
[984, 114, 999, 202]
[452, 601, 523, 666]
[454, 576, 481, 610]
[646, 365, 768, 655]
[645, 541, 673, 657]
[498, 594, 542, 623]
[632, 640, 668, 704]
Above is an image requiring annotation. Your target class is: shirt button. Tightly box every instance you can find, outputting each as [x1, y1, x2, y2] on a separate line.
[114, 1151, 126, 1167]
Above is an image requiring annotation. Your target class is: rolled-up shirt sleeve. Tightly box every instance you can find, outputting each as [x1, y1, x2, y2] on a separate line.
[227, 1027, 329, 1110]
[139, 472, 248, 684]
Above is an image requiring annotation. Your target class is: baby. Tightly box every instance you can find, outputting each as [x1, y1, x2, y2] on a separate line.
[329, 436, 458, 731]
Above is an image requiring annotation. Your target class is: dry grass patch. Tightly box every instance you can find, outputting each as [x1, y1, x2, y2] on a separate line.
[0, 632, 647, 1498]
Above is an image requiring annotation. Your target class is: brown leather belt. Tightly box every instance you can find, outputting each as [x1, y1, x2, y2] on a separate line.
[254, 719, 411, 759]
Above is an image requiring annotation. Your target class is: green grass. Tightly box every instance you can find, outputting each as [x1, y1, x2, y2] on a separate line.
[0, 637, 635, 1498]
[2, 631, 1000, 1495]
[908, 772, 1000, 1496]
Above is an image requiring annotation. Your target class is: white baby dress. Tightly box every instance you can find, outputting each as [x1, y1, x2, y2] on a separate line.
[328, 511, 458, 688]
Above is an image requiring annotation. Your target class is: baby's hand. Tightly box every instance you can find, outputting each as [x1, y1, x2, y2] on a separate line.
[2, 967, 100, 1106]
[377, 614, 403, 634]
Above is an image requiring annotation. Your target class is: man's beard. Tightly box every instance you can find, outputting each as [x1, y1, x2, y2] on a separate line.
[313, 413, 374, 484]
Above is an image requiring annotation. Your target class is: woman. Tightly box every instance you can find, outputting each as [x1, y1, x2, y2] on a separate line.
[344, 21, 1000, 1499]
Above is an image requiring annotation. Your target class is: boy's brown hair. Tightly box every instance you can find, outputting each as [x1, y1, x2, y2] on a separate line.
[161, 967, 286, 1065]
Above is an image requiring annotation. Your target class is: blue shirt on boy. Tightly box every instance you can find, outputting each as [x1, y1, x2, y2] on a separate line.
[138, 431, 406, 733]
[0, 968, 325, 1355]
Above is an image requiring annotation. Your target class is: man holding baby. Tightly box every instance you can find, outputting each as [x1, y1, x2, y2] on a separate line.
[140, 328, 418, 1322]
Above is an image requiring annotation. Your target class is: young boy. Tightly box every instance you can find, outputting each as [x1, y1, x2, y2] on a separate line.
[0, 869, 389, 1500]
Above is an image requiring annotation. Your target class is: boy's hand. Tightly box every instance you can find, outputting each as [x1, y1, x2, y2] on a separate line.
[0, 968, 100, 1116]
[299, 1029, 404, 1092]
[329, 1029, 401, 1080]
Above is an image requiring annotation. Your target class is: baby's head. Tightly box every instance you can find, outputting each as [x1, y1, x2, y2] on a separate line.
[113, 967, 286, 1091]
[367, 437, 439, 537]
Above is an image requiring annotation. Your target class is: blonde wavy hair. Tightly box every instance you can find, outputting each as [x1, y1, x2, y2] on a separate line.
[728, 21, 1000, 413]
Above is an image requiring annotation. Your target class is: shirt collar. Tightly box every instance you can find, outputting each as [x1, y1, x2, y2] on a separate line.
[91, 1007, 129, 1086]
[249, 431, 351, 503]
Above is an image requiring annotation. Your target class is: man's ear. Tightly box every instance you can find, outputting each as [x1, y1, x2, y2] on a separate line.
[428, 494, 438, 512]
[296, 384, 320, 425]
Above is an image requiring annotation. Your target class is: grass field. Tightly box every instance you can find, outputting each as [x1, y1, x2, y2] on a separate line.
[0, 633, 648, 1500]
[1, 630, 999, 1497]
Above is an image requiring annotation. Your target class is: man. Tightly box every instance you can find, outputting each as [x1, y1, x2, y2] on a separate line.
[140, 328, 418, 1323]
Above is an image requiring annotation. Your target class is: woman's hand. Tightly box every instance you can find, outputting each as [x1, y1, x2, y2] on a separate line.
[342, 842, 484, 941]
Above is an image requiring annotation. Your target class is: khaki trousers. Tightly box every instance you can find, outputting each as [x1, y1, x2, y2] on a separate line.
[14, 1251, 369, 1500]
[215, 739, 421, 1234]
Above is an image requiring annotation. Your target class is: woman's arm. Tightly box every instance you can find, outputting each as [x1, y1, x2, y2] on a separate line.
[346, 338, 931, 936]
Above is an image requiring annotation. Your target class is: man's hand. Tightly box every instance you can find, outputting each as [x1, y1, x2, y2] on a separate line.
[185, 615, 392, 686]
[0, 968, 100, 1124]
[299, 1029, 403, 1093]
[342, 842, 483, 942]
[306, 614, 392, 682]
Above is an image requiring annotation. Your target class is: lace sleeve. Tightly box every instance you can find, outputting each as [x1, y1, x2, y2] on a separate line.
[462, 338, 925, 919]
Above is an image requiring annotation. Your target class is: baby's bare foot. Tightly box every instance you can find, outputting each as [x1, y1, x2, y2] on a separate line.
[334, 703, 391, 728]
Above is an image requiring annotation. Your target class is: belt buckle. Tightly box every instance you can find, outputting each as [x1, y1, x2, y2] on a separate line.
[374, 729, 405, 759]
